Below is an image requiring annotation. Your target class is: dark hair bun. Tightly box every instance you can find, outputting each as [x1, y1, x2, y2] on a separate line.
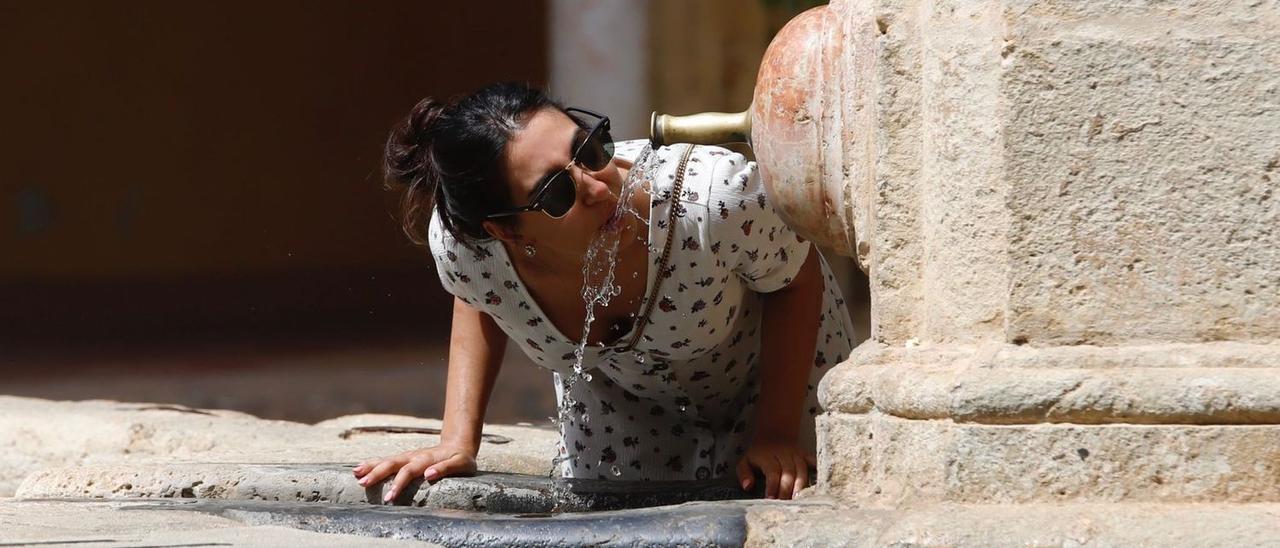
[381, 83, 561, 248]
[384, 97, 444, 191]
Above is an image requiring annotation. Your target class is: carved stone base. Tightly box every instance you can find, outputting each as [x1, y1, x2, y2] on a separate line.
[746, 500, 1280, 547]
[816, 342, 1280, 505]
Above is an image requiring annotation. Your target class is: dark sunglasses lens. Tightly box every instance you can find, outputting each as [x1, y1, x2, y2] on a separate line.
[578, 127, 615, 171]
[540, 171, 575, 218]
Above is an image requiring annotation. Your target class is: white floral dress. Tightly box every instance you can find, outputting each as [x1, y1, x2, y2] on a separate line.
[428, 140, 856, 481]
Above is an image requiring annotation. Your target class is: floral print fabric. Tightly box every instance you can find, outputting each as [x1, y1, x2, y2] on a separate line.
[428, 140, 856, 480]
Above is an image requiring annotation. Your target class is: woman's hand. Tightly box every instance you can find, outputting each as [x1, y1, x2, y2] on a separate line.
[735, 442, 817, 500]
[353, 444, 477, 503]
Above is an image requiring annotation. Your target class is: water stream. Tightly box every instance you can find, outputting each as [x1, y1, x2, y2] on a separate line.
[547, 144, 659, 500]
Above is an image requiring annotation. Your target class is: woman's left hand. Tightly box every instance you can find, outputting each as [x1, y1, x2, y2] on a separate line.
[735, 442, 817, 500]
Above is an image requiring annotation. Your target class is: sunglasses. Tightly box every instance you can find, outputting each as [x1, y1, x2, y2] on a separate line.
[485, 107, 614, 220]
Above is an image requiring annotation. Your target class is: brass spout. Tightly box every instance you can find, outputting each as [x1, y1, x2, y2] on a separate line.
[649, 109, 752, 148]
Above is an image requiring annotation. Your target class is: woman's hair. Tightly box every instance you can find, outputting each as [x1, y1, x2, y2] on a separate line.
[382, 82, 564, 250]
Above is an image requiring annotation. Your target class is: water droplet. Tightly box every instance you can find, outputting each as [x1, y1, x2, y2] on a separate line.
[611, 465, 622, 476]
[678, 405, 687, 413]
[582, 373, 593, 382]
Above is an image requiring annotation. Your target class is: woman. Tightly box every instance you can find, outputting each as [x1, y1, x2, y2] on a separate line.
[354, 82, 854, 502]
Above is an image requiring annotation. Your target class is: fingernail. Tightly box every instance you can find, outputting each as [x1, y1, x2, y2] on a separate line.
[384, 491, 395, 502]
[741, 480, 751, 491]
[425, 468, 439, 480]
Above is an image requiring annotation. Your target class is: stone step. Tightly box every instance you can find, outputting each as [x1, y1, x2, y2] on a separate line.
[0, 498, 442, 547]
[4, 498, 750, 547]
[748, 500, 1280, 547]
[817, 411, 1280, 504]
[8, 497, 1275, 547]
[0, 396, 558, 496]
[18, 463, 761, 513]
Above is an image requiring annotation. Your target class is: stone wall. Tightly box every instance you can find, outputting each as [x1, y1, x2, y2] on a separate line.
[1001, 1, 1279, 346]
[841, 0, 1280, 347]
[804, 0, 1280, 513]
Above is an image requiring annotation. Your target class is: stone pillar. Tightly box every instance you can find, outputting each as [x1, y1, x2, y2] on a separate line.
[548, 0, 650, 140]
[781, 0, 1280, 511]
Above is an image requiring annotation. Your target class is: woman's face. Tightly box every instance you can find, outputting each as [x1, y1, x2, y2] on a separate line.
[491, 108, 635, 263]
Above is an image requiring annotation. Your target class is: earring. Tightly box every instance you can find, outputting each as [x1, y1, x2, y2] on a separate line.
[524, 243, 537, 257]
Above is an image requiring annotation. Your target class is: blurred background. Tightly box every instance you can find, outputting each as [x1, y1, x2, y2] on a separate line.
[1, 0, 861, 425]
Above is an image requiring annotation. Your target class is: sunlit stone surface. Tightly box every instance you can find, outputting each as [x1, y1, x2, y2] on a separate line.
[744, 0, 1279, 543]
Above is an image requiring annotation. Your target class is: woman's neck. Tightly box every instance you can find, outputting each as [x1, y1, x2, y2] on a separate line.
[508, 241, 586, 279]
[507, 224, 648, 285]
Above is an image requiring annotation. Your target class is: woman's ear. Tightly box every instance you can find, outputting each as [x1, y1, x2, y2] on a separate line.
[482, 219, 520, 244]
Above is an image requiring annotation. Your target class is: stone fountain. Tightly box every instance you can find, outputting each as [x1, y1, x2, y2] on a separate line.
[657, 0, 1279, 543]
[5, 0, 1277, 545]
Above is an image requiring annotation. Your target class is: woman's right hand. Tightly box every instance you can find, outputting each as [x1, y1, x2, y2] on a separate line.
[353, 444, 478, 503]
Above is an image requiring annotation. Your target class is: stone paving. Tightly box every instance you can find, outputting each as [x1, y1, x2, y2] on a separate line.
[0, 395, 758, 546]
[5, 395, 1279, 546]
[0, 396, 558, 497]
[0, 499, 442, 547]
[7, 495, 1277, 547]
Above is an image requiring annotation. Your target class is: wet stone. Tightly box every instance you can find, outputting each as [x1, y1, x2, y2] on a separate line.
[20, 461, 763, 514]
[394, 471, 763, 513]
[151, 498, 750, 548]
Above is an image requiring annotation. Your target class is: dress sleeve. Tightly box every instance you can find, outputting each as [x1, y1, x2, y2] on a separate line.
[706, 150, 813, 293]
[427, 211, 474, 304]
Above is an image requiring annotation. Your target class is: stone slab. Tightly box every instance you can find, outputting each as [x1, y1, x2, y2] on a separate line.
[18, 463, 763, 513]
[0, 498, 440, 547]
[745, 499, 1280, 547]
[816, 412, 1280, 504]
[17, 463, 377, 504]
[833, 340, 1280, 370]
[1000, 0, 1280, 346]
[9, 496, 1274, 547]
[57, 498, 750, 548]
[820, 342, 1280, 424]
[829, 0, 1280, 347]
[0, 396, 558, 497]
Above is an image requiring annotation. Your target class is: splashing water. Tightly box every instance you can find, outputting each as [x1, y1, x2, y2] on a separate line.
[548, 144, 659, 492]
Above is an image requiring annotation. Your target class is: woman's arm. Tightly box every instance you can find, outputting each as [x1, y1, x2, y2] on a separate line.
[736, 246, 823, 499]
[353, 296, 507, 502]
[440, 295, 508, 454]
